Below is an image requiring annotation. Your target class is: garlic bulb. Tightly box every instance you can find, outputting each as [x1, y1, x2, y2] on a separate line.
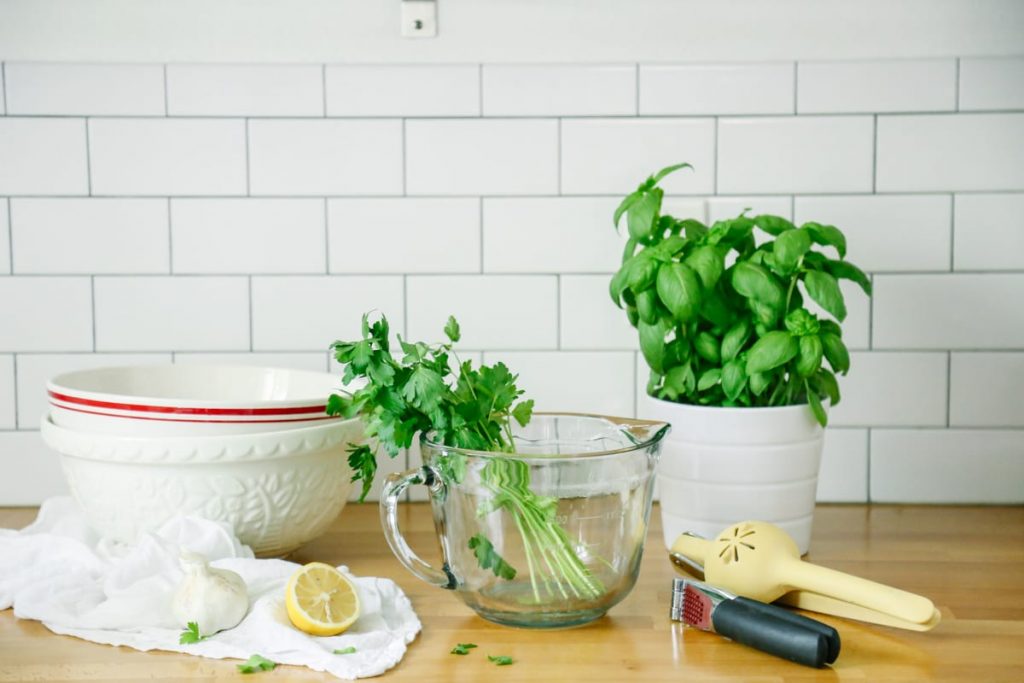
[172, 551, 249, 636]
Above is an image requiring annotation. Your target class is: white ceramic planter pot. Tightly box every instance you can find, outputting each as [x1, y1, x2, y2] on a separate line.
[639, 394, 824, 555]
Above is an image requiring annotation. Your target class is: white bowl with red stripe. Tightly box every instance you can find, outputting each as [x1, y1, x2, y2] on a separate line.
[48, 365, 345, 436]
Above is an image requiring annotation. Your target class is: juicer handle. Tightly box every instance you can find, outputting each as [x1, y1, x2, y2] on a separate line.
[380, 466, 456, 590]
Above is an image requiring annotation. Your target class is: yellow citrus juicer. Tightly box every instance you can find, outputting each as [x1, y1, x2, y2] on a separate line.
[670, 521, 941, 632]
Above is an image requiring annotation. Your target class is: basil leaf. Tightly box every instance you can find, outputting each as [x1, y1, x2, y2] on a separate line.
[695, 331, 720, 364]
[697, 367, 722, 391]
[749, 370, 771, 396]
[806, 380, 828, 427]
[624, 253, 659, 292]
[754, 214, 797, 236]
[677, 218, 708, 239]
[722, 360, 747, 402]
[627, 189, 662, 240]
[622, 238, 638, 265]
[613, 190, 641, 230]
[699, 289, 734, 329]
[656, 262, 703, 323]
[685, 245, 725, 288]
[816, 368, 841, 407]
[721, 320, 751, 362]
[731, 262, 784, 311]
[796, 335, 824, 377]
[824, 259, 872, 296]
[609, 265, 629, 308]
[803, 271, 847, 321]
[651, 161, 693, 184]
[638, 319, 668, 373]
[802, 222, 847, 259]
[821, 332, 850, 375]
[773, 228, 812, 273]
[635, 288, 659, 324]
[746, 331, 799, 375]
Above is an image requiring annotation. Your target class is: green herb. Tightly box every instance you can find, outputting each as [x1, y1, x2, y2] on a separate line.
[488, 655, 514, 666]
[330, 314, 603, 601]
[334, 646, 357, 655]
[237, 654, 277, 674]
[610, 163, 872, 426]
[450, 643, 478, 655]
[178, 621, 207, 645]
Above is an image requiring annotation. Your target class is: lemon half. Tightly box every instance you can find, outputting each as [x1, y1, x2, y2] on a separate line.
[285, 562, 360, 636]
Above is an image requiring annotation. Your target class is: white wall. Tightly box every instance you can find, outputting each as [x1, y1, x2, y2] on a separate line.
[1, 3, 1023, 506]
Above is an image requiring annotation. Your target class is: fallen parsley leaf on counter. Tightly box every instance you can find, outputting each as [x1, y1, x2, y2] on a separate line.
[488, 655, 514, 666]
[237, 654, 277, 673]
[334, 646, 357, 655]
[178, 621, 207, 645]
[450, 643, 478, 655]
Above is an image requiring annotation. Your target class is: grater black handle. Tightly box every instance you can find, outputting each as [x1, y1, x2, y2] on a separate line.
[712, 598, 832, 668]
[735, 597, 841, 663]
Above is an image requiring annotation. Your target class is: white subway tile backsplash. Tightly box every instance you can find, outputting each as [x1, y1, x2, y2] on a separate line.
[953, 193, 1024, 271]
[328, 199, 479, 274]
[797, 59, 956, 113]
[560, 275, 638, 351]
[718, 116, 874, 194]
[816, 428, 868, 503]
[326, 65, 479, 117]
[873, 274, 1024, 349]
[89, 119, 246, 196]
[561, 119, 715, 195]
[171, 199, 324, 274]
[167, 64, 322, 116]
[0, 355, 14, 429]
[251, 276, 404, 350]
[15, 353, 171, 429]
[950, 353, 1024, 427]
[959, 57, 1024, 111]
[174, 352, 327, 373]
[706, 196, 792, 224]
[0, 199, 9, 274]
[94, 276, 249, 351]
[249, 120, 403, 196]
[830, 352, 948, 427]
[483, 64, 635, 116]
[876, 113, 1024, 192]
[482, 351, 635, 416]
[407, 276, 557, 350]
[4, 63, 165, 115]
[871, 430, 1024, 503]
[406, 119, 558, 196]
[0, 278, 92, 351]
[640, 63, 794, 115]
[794, 195, 952, 272]
[0, 432, 68, 504]
[0, 118, 88, 195]
[483, 197, 624, 273]
[11, 199, 169, 274]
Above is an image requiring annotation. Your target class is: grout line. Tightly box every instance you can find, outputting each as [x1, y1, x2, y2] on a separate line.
[477, 64, 484, 116]
[871, 114, 878, 193]
[632, 351, 639, 419]
[945, 351, 952, 427]
[1, 62, 6, 115]
[478, 197, 484, 273]
[6, 199, 13, 273]
[321, 64, 327, 117]
[247, 275, 253, 351]
[865, 428, 872, 504]
[244, 119, 251, 196]
[954, 58, 961, 112]
[162, 64, 169, 115]
[84, 118, 93, 196]
[556, 118, 563, 195]
[555, 274, 562, 349]
[792, 62, 799, 113]
[867, 274, 874, 350]
[712, 117, 719, 195]
[402, 275, 409, 337]
[323, 198, 330, 273]
[634, 63, 640, 115]
[166, 198, 173, 273]
[10, 352, 18, 429]
[401, 119, 407, 196]
[949, 194, 956, 271]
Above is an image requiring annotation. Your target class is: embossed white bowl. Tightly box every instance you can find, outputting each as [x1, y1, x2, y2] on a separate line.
[40, 414, 364, 557]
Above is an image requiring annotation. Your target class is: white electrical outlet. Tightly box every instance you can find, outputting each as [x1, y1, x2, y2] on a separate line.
[402, 1, 437, 38]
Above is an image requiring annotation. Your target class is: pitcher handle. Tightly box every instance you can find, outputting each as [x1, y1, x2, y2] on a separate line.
[379, 466, 455, 589]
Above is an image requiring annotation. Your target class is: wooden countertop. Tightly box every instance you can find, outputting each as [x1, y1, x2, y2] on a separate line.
[1, 503, 1022, 682]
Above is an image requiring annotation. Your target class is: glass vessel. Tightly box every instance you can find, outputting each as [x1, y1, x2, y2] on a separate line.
[380, 413, 670, 628]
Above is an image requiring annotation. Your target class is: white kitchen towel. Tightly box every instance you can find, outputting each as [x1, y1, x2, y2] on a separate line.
[0, 497, 421, 679]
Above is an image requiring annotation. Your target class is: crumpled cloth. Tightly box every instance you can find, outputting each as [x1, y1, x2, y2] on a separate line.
[0, 497, 421, 679]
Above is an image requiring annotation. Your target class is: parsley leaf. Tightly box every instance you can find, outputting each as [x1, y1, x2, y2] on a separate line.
[444, 315, 461, 343]
[237, 654, 277, 674]
[450, 643, 477, 655]
[178, 621, 207, 645]
[488, 655, 514, 666]
[334, 646, 357, 655]
[468, 534, 517, 580]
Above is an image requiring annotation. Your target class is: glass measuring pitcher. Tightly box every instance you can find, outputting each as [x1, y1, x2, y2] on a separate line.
[380, 413, 670, 628]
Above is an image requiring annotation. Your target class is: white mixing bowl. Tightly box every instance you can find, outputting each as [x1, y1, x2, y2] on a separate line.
[40, 415, 364, 557]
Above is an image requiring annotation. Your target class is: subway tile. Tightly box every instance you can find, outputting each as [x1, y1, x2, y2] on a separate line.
[640, 63, 793, 115]
[706, 196, 791, 223]
[560, 275, 639, 351]
[4, 63, 165, 115]
[326, 64, 479, 117]
[0, 278, 92, 351]
[797, 59, 956, 113]
[816, 428, 868, 503]
[89, 119, 246, 196]
[249, 119, 403, 196]
[174, 352, 327, 373]
[483, 64, 635, 116]
[0, 432, 68, 505]
[794, 195, 952, 272]
[950, 353, 1024, 427]
[871, 429, 1024, 503]
[171, 199, 324, 274]
[830, 352, 948, 427]
[11, 198, 169, 274]
[561, 119, 715, 195]
[483, 197, 624, 273]
[16, 353, 171, 429]
[0, 355, 14, 429]
[328, 198, 479, 274]
[877, 113, 1024, 192]
[407, 276, 557, 350]
[94, 276, 249, 351]
[0, 118, 88, 195]
[482, 351, 635, 417]
[406, 119, 558, 196]
[953, 193, 1024, 270]
[167, 64, 322, 116]
[0, 199, 9, 274]
[718, 116, 874, 194]
[251, 276, 404, 351]
[873, 274, 1024, 349]
[959, 57, 1024, 111]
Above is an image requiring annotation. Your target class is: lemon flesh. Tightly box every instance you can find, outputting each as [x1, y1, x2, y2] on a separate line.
[285, 562, 360, 636]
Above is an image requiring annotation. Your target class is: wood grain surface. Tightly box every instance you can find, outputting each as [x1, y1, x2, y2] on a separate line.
[1, 503, 1022, 682]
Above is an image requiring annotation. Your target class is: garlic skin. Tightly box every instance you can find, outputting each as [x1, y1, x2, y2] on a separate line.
[172, 551, 249, 636]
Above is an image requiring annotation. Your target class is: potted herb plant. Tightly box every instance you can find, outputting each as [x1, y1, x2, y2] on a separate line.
[609, 164, 871, 554]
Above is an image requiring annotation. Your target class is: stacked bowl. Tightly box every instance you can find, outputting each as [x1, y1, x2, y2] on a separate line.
[40, 365, 363, 556]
